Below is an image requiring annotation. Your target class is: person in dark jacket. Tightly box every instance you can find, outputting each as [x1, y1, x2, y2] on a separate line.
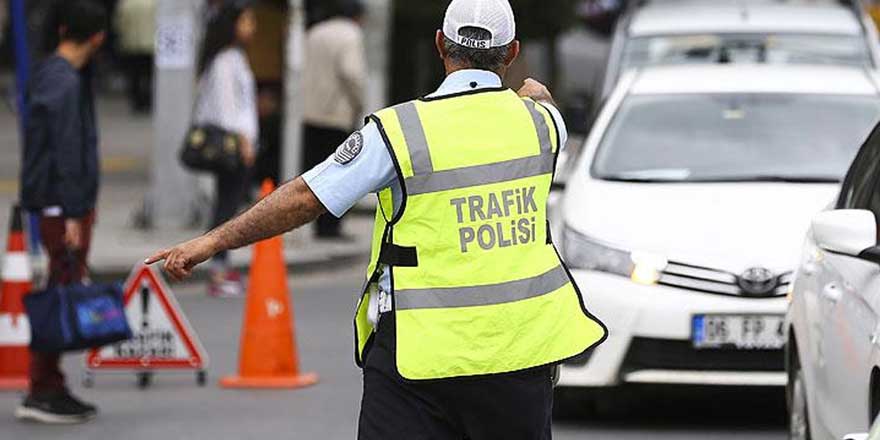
[16, 0, 107, 424]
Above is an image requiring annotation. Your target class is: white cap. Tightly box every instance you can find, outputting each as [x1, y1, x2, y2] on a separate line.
[442, 0, 516, 49]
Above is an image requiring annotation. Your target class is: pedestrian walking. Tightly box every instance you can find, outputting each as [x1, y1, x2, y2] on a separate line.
[16, 0, 107, 424]
[301, 0, 367, 240]
[191, 0, 258, 298]
[113, 0, 156, 114]
[148, 0, 607, 437]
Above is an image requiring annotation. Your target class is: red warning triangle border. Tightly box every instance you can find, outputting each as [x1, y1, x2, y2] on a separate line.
[86, 265, 208, 370]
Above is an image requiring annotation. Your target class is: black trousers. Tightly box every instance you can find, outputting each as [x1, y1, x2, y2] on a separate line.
[211, 166, 251, 263]
[122, 53, 153, 113]
[358, 313, 554, 440]
[302, 123, 349, 237]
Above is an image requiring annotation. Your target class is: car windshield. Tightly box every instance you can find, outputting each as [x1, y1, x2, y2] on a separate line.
[592, 93, 880, 182]
[622, 34, 871, 71]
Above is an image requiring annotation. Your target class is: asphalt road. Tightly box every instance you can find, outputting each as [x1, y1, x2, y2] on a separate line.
[0, 265, 787, 439]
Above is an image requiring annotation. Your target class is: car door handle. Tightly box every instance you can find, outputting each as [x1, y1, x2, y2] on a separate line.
[822, 284, 842, 303]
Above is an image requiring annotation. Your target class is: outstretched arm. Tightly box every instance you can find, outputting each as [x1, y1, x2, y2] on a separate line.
[145, 177, 327, 280]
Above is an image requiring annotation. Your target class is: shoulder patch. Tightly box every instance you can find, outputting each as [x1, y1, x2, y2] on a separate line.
[334, 131, 364, 165]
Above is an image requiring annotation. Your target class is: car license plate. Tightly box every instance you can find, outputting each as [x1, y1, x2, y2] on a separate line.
[693, 314, 786, 350]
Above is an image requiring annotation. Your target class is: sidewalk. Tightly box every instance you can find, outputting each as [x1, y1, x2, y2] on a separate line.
[0, 182, 374, 282]
[0, 94, 374, 282]
[86, 184, 374, 281]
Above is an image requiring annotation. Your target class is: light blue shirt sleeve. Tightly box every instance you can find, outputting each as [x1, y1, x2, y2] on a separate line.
[301, 121, 397, 218]
[540, 101, 569, 149]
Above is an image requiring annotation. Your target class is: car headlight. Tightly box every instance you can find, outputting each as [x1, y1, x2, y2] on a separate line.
[562, 225, 668, 285]
[562, 226, 633, 275]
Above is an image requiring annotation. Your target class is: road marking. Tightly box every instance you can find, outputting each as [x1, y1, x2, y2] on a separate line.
[0, 156, 145, 194]
[102, 156, 144, 173]
[0, 180, 17, 195]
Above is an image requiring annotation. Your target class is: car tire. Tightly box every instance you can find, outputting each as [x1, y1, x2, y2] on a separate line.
[788, 354, 812, 440]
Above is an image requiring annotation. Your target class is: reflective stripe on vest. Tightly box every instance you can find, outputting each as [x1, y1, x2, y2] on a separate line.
[395, 264, 568, 310]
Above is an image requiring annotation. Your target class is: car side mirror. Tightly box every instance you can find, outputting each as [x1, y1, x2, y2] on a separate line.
[812, 210, 879, 262]
[843, 434, 868, 440]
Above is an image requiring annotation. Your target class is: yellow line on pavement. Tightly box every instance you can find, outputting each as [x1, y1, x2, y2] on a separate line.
[0, 156, 143, 195]
[0, 180, 17, 195]
[102, 156, 143, 173]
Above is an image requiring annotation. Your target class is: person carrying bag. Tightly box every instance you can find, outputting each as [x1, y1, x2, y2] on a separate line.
[17, 0, 114, 424]
[180, 0, 259, 299]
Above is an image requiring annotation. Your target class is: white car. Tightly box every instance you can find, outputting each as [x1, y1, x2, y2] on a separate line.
[554, 63, 880, 411]
[597, 0, 880, 101]
[788, 127, 880, 439]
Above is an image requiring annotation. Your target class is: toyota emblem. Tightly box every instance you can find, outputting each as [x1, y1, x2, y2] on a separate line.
[738, 267, 777, 296]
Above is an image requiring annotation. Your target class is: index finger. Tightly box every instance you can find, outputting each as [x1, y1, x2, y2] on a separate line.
[145, 249, 171, 265]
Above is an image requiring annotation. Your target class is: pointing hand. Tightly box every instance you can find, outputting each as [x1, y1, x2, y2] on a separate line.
[145, 235, 219, 282]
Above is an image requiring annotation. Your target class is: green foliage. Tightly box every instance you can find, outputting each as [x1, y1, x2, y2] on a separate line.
[394, 0, 578, 39]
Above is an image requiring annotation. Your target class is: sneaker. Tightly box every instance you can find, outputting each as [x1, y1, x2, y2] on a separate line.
[15, 391, 97, 424]
[208, 270, 245, 298]
[61, 392, 97, 415]
[208, 278, 224, 298]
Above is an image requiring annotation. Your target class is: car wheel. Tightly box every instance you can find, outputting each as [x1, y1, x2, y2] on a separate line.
[789, 361, 811, 440]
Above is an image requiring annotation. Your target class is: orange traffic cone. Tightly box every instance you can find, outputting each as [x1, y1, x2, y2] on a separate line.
[0, 205, 32, 390]
[220, 180, 318, 389]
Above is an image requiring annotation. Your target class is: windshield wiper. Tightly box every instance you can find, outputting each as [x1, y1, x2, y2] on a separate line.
[601, 176, 684, 183]
[685, 175, 841, 183]
[600, 169, 692, 183]
[599, 174, 840, 184]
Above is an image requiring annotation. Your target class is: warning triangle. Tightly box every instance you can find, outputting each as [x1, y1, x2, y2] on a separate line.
[86, 265, 208, 370]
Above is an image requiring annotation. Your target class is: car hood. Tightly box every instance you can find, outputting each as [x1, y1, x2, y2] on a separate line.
[562, 180, 839, 274]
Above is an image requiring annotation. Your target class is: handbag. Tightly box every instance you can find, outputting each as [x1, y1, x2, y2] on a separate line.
[179, 124, 243, 174]
[24, 255, 132, 353]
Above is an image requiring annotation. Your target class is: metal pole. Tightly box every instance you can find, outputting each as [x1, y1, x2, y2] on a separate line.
[9, 0, 41, 254]
[364, 0, 390, 113]
[9, 0, 29, 130]
[148, 0, 201, 229]
[282, 0, 306, 181]
[282, 0, 390, 181]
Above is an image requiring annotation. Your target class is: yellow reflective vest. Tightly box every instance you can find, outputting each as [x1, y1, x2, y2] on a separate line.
[354, 88, 607, 380]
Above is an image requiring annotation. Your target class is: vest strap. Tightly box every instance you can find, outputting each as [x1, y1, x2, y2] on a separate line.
[379, 243, 419, 267]
[395, 264, 569, 310]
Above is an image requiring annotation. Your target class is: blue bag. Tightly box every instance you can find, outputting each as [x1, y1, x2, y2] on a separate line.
[24, 280, 132, 353]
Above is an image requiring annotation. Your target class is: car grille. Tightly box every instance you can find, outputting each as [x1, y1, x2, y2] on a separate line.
[658, 261, 792, 298]
[622, 337, 784, 372]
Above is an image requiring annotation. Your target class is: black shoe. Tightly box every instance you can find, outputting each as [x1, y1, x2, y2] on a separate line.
[61, 392, 98, 415]
[15, 391, 97, 424]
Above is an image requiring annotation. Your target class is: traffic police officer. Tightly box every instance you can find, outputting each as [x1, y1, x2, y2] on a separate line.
[147, 0, 607, 437]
